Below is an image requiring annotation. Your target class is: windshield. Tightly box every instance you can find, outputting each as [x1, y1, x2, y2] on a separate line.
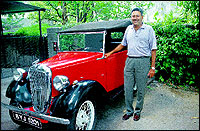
[59, 32, 104, 52]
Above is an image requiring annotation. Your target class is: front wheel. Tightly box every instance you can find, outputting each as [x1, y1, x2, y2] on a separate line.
[65, 98, 97, 130]
[75, 100, 96, 130]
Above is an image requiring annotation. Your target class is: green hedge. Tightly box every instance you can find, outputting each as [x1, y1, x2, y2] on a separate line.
[152, 23, 199, 89]
[4, 23, 54, 36]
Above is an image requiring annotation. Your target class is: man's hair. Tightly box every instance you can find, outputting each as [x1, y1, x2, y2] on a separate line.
[131, 7, 143, 16]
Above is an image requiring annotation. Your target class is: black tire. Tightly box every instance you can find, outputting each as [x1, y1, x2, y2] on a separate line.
[67, 98, 97, 130]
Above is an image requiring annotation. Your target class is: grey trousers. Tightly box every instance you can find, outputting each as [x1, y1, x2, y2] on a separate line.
[124, 57, 150, 115]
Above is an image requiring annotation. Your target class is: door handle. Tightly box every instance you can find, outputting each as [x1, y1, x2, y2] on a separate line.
[96, 56, 105, 60]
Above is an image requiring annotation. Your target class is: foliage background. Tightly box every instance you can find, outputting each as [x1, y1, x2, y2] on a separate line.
[150, 1, 199, 89]
[2, 1, 199, 90]
[151, 22, 199, 89]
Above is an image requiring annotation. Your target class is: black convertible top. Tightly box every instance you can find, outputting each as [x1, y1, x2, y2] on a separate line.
[59, 19, 132, 33]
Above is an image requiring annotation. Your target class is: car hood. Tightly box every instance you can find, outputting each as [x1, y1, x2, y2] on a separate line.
[40, 51, 103, 69]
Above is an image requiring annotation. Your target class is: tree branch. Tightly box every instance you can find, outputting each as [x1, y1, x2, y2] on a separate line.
[48, 1, 62, 18]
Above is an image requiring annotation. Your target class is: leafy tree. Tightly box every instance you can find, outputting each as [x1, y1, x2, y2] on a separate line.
[28, 1, 95, 25]
[2, 13, 24, 30]
[177, 1, 199, 24]
[92, 1, 154, 20]
[27, 1, 154, 24]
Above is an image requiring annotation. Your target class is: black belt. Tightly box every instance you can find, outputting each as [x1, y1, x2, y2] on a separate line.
[128, 56, 150, 58]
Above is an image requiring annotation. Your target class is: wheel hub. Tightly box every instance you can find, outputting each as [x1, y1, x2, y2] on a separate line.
[75, 100, 95, 130]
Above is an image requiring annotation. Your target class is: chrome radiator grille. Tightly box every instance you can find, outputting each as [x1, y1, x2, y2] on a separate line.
[28, 64, 52, 113]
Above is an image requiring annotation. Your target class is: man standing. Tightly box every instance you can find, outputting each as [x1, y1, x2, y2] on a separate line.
[105, 7, 157, 121]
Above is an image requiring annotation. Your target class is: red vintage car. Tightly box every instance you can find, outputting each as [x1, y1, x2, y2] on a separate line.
[2, 19, 132, 130]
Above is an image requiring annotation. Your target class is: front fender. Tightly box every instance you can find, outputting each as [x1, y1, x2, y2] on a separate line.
[51, 80, 99, 118]
[6, 80, 18, 99]
[6, 80, 32, 107]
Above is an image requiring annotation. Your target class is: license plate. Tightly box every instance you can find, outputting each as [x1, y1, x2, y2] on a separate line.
[12, 111, 42, 129]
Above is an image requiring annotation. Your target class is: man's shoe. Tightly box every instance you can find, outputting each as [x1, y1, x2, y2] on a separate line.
[122, 114, 133, 120]
[133, 113, 140, 121]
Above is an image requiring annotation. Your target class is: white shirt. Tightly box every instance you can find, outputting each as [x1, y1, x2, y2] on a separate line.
[121, 24, 157, 57]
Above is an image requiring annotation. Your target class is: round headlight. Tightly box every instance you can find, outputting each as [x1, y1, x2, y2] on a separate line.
[13, 68, 26, 81]
[53, 75, 70, 91]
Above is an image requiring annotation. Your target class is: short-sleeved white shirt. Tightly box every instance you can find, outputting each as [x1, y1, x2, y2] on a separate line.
[121, 24, 157, 57]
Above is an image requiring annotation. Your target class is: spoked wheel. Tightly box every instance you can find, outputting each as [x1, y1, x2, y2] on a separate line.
[75, 100, 96, 130]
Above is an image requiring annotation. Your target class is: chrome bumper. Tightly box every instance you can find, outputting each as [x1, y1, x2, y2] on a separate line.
[1, 102, 70, 125]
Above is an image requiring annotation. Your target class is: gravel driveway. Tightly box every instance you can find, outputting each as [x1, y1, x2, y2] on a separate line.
[1, 77, 199, 130]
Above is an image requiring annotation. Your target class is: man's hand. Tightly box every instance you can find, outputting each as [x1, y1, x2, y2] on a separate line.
[105, 44, 125, 58]
[148, 49, 156, 78]
[105, 52, 112, 58]
[148, 69, 155, 78]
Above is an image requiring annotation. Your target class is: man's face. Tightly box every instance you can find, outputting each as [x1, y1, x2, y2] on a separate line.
[131, 11, 143, 26]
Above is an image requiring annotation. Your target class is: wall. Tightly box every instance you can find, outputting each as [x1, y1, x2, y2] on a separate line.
[1, 36, 48, 78]
[47, 27, 62, 58]
[1, 27, 62, 79]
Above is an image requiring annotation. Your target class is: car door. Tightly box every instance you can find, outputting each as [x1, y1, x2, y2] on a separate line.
[105, 50, 127, 92]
